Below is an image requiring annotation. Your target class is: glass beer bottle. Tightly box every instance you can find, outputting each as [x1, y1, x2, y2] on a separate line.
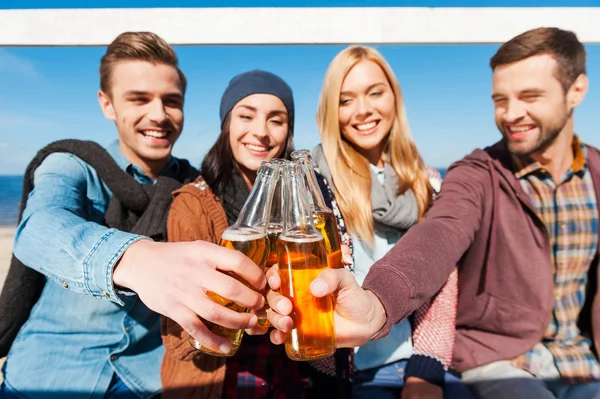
[189, 162, 278, 356]
[265, 159, 288, 269]
[291, 149, 343, 271]
[276, 163, 336, 361]
[257, 159, 287, 328]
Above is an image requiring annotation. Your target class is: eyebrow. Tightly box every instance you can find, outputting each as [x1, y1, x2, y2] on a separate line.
[164, 92, 184, 101]
[124, 90, 183, 100]
[340, 82, 386, 96]
[236, 105, 287, 117]
[236, 105, 257, 112]
[267, 110, 288, 118]
[491, 88, 545, 100]
[520, 88, 545, 95]
[124, 90, 151, 97]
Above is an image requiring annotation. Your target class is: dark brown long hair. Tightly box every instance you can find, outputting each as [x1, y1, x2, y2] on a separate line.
[201, 113, 295, 196]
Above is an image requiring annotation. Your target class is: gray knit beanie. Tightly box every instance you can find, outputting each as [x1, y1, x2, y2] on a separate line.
[219, 69, 295, 133]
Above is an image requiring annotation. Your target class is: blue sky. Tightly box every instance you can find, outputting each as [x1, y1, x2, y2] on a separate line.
[1, 0, 600, 174]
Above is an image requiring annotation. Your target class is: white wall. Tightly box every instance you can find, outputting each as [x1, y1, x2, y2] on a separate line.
[1, 7, 599, 46]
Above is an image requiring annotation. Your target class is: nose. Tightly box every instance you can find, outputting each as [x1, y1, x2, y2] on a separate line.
[250, 117, 269, 138]
[147, 99, 168, 123]
[354, 96, 373, 119]
[503, 99, 526, 123]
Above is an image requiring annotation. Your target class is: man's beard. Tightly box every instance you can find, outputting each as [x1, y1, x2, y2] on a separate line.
[502, 107, 572, 158]
[507, 125, 561, 157]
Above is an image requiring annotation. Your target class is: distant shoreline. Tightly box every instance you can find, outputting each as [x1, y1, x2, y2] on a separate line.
[0, 175, 23, 227]
[0, 169, 448, 226]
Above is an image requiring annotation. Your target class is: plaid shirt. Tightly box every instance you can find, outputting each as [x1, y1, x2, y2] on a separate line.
[511, 137, 600, 383]
[223, 334, 307, 398]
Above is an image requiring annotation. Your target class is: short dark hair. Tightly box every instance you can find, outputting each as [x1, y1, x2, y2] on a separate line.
[100, 31, 187, 96]
[490, 27, 586, 91]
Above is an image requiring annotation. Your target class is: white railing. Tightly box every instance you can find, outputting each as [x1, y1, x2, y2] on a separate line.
[1, 7, 599, 46]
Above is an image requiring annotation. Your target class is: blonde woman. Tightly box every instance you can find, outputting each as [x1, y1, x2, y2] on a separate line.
[306, 46, 473, 399]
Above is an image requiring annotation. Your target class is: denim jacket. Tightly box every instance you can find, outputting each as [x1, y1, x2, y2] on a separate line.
[4, 140, 181, 398]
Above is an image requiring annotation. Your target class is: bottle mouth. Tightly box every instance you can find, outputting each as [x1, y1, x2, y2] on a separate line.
[290, 149, 311, 160]
[259, 158, 292, 180]
[270, 158, 292, 166]
[282, 162, 302, 176]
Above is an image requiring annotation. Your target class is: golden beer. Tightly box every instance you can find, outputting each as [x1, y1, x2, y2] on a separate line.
[313, 210, 342, 270]
[254, 225, 283, 329]
[266, 225, 283, 268]
[276, 236, 336, 361]
[189, 228, 268, 356]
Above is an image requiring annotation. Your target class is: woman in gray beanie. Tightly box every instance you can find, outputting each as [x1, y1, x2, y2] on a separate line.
[162, 69, 307, 398]
[203, 69, 295, 195]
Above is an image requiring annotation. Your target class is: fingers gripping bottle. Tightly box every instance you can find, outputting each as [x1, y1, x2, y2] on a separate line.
[189, 162, 278, 356]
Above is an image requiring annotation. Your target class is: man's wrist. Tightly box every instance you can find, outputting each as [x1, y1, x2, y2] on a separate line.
[112, 238, 153, 292]
[366, 289, 387, 340]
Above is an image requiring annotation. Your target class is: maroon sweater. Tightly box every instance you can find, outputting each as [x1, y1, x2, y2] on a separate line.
[363, 140, 600, 372]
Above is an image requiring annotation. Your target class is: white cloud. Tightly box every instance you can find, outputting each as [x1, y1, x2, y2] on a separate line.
[0, 49, 39, 78]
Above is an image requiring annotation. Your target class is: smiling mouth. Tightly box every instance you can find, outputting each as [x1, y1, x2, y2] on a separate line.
[244, 143, 270, 153]
[353, 120, 379, 133]
[506, 124, 537, 138]
[140, 129, 170, 139]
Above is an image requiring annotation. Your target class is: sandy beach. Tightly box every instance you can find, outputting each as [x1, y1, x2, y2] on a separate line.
[0, 227, 15, 287]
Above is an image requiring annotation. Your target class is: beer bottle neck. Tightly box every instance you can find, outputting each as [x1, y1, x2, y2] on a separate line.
[295, 154, 331, 214]
[267, 162, 286, 230]
[282, 165, 319, 237]
[233, 164, 278, 232]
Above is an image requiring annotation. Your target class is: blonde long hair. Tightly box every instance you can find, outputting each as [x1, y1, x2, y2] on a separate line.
[316, 45, 432, 246]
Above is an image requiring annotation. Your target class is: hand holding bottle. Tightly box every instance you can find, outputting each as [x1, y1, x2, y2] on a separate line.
[264, 263, 387, 349]
[113, 239, 266, 356]
[186, 162, 278, 356]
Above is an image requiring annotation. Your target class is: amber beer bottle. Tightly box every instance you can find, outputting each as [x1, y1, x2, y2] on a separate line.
[291, 150, 343, 272]
[189, 162, 278, 356]
[276, 163, 336, 361]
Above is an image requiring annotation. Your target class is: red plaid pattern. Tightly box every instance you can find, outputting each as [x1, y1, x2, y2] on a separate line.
[223, 334, 307, 398]
[511, 137, 600, 383]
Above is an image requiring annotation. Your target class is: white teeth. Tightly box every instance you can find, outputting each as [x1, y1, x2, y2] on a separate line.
[143, 130, 167, 138]
[508, 125, 535, 133]
[245, 144, 268, 152]
[356, 121, 376, 131]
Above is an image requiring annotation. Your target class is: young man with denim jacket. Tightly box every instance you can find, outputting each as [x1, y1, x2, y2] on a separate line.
[266, 27, 600, 399]
[1, 32, 266, 398]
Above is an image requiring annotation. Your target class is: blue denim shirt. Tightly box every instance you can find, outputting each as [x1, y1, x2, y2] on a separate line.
[4, 140, 180, 398]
